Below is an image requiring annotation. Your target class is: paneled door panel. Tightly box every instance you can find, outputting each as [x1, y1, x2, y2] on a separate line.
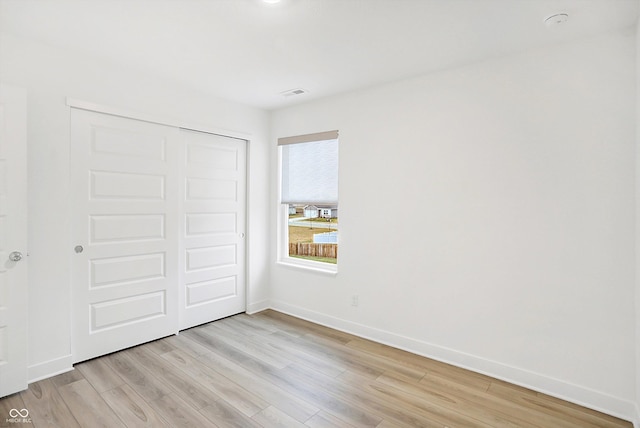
[179, 129, 246, 330]
[0, 84, 27, 398]
[71, 109, 179, 363]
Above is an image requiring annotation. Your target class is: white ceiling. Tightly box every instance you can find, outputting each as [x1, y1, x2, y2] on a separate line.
[1, 0, 638, 110]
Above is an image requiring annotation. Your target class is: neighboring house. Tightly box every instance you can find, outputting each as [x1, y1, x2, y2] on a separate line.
[303, 205, 338, 219]
[288, 205, 297, 215]
[303, 205, 319, 218]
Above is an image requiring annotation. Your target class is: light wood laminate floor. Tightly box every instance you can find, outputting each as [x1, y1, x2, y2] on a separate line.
[0, 310, 632, 427]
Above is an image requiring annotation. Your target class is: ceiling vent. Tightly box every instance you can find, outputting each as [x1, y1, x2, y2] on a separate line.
[280, 88, 308, 97]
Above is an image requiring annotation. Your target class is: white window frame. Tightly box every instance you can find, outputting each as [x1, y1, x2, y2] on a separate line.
[277, 131, 338, 275]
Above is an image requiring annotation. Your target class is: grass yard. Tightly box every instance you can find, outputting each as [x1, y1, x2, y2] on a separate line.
[288, 225, 335, 243]
[288, 225, 338, 264]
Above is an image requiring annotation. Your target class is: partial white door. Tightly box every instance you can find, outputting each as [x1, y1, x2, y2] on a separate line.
[0, 84, 28, 397]
[71, 109, 179, 363]
[179, 129, 246, 330]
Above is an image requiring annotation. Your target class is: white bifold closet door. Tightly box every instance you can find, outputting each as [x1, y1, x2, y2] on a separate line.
[71, 109, 246, 363]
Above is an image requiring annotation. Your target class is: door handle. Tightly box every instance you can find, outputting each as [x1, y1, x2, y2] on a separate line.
[9, 251, 23, 262]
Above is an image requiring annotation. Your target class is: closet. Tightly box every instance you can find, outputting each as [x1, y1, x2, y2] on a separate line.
[70, 108, 246, 362]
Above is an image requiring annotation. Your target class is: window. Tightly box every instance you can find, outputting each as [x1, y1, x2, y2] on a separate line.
[278, 130, 338, 271]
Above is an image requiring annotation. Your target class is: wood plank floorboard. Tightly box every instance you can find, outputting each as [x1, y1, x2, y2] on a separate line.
[56, 379, 125, 428]
[101, 384, 170, 428]
[0, 310, 633, 427]
[18, 378, 80, 428]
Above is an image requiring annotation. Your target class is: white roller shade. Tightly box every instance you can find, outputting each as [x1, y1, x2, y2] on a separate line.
[279, 133, 338, 205]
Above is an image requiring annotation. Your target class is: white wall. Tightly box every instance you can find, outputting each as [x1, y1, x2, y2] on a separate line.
[0, 34, 271, 380]
[271, 31, 637, 421]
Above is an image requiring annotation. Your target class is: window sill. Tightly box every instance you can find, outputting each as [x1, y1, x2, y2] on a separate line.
[277, 258, 338, 276]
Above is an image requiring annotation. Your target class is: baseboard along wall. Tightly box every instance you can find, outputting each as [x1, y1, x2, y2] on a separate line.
[267, 299, 638, 426]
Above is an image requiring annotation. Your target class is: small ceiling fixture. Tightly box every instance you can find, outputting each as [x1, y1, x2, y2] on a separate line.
[280, 88, 308, 97]
[544, 13, 569, 27]
[262, 0, 282, 4]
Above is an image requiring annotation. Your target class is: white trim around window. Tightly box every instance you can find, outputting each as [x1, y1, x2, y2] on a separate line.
[277, 131, 339, 274]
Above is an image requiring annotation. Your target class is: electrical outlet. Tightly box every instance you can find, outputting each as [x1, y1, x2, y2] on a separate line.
[351, 295, 359, 307]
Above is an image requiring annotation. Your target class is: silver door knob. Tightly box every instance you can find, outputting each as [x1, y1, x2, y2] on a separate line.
[74, 245, 84, 254]
[9, 251, 23, 262]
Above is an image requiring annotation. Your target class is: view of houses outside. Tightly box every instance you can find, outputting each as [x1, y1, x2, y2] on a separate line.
[288, 204, 338, 264]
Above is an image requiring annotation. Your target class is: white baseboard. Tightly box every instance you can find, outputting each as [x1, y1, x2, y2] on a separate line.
[28, 354, 74, 384]
[246, 299, 271, 315]
[269, 299, 637, 426]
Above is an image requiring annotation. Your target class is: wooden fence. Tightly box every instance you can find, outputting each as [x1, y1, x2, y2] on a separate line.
[289, 243, 337, 259]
